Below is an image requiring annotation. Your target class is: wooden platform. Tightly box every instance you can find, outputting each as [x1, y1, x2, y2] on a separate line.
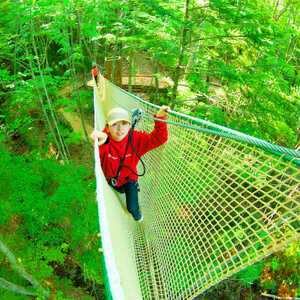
[87, 75, 171, 93]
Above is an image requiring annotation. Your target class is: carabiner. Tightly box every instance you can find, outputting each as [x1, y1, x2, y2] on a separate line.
[111, 178, 118, 187]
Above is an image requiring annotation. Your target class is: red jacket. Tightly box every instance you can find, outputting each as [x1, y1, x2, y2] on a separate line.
[92, 67, 99, 77]
[99, 115, 168, 187]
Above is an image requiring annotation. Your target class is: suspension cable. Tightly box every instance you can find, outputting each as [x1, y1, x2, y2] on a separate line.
[107, 81, 300, 164]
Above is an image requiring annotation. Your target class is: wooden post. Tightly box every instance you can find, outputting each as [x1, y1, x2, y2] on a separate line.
[105, 57, 122, 87]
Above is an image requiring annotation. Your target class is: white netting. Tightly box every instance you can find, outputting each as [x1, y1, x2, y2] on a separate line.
[95, 74, 299, 299]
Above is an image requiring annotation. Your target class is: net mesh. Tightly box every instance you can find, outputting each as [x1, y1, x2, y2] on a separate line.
[96, 75, 299, 299]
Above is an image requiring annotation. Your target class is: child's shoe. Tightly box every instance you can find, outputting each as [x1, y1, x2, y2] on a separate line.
[137, 215, 143, 223]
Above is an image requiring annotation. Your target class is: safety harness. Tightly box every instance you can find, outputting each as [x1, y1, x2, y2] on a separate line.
[107, 109, 146, 187]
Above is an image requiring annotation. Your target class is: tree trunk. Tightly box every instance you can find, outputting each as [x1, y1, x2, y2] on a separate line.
[105, 55, 122, 87]
[184, 39, 201, 81]
[68, 25, 93, 161]
[30, 21, 70, 163]
[170, 0, 190, 109]
[76, 9, 93, 61]
[154, 59, 159, 103]
[25, 42, 67, 162]
[128, 48, 134, 93]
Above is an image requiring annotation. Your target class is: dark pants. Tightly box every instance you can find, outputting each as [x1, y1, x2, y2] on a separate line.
[109, 180, 141, 221]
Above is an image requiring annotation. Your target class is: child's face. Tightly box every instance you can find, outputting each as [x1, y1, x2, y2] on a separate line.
[108, 120, 130, 141]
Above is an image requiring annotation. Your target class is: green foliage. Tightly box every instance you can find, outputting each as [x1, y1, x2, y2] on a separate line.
[228, 241, 300, 297]
[2, 0, 298, 149]
[0, 148, 103, 298]
[233, 262, 263, 287]
[70, 89, 94, 116]
[0, 290, 32, 300]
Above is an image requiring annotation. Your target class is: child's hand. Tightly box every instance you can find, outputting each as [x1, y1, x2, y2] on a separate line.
[90, 130, 108, 145]
[157, 105, 170, 118]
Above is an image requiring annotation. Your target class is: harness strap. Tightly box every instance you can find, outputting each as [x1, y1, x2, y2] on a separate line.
[107, 109, 146, 187]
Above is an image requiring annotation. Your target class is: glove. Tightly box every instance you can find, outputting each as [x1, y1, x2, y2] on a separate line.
[157, 105, 170, 118]
[90, 130, 108, 145]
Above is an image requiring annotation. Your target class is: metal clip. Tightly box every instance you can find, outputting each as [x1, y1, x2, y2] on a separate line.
[111, 178, 118, 187]
[132, 108, 143, 123]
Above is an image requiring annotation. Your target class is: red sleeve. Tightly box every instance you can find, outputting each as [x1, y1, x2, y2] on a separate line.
[134, 115, 168, 156]
[92, 68, 99, 76]
[99, 143, 108, 165]
[99, 127, 109, 168]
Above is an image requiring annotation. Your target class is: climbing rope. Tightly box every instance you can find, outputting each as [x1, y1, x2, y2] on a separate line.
[94, 74, 299, 300]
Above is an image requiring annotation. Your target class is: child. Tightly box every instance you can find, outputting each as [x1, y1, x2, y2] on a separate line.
[91, 106, 169, 222]
[91, 63, 99, 85]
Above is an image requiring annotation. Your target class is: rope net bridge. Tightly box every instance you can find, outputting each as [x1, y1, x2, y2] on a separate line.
[93, 74, 299, 300]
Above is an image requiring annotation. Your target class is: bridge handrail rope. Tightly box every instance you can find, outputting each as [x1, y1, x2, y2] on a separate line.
[111, 82, 299, 164]
[93, 73, 299, 300]
[93, 76, 143, 300]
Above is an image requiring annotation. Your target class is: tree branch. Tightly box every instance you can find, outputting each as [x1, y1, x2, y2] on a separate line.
[192, 35, 248, 43]
[0, 278, 36, 296]
[189, 5, 210, 11]
[0, 239, 49, 298]
[30, 18, 71, 163]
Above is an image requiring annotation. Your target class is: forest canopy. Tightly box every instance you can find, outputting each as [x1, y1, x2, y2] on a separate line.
[1, 0, 299, 150]
[0, 0, 299, 299]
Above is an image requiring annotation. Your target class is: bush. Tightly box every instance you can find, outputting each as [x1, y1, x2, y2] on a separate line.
[0, 148, 104, 298]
